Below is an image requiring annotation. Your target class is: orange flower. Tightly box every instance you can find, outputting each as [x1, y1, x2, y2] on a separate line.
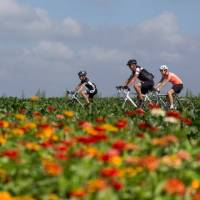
[139, 155, 159, 171]
[0, 192, 12, 200]
[164, 178, 185, 196]
[87, 179, 107, 192]
[0, 120, 9, 128]
[43, 161, 63, 176]
[69, 188, 86, 198]
[151, 135, 178, 146]
[193, 192, 200, 200]
[63, 111, 74, 118]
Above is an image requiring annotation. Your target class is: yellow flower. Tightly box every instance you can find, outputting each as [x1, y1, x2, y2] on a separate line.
[0, 192, 12, 200]
[15, 114, 26, 121]
[47, 194, 59, 200]
[26, 143, 41, 151]
[110, 156, 122, 166]
[119, 167, 143, 177]
[30, 96, 40, 101]
[24, 122, 36, 129]
[37, 127, 54, 139]
[63, 111, 74, 118]
[0, 121, 9, 128]
[101, 124, 118, 132]
[0, 136, 7, 145]
[191, 180, 200, 189]
[85, 147, 98, 157]
[12, 128, 24, 136]
[84, 127, 98, 135]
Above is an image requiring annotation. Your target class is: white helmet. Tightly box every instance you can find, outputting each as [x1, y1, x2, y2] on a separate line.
[160, 65, 168, 71]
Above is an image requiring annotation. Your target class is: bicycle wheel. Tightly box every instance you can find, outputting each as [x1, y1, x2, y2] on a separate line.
[175, 97, 195, 114]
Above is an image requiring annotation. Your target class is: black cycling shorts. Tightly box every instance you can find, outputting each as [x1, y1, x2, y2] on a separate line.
[172, 84, 183, 94]
[87, 89, 97, 98]
[141, 80, 154, 94]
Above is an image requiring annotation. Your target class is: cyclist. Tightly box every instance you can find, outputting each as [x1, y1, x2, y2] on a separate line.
[155, 65, 183, 109]
[122, 59, 154, 104]
[75, 71, 97, 105]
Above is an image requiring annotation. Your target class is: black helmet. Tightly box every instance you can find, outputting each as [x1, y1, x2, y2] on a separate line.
[78, 71, 87, 77]
[127, 59, 137, 66]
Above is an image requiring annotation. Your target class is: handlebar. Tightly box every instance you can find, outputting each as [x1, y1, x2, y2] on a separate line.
[116, 86, 130, 91]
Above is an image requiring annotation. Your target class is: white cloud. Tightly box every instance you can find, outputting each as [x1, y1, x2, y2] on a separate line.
[23, 41, 74, 61]
[62, 17, 82, 37]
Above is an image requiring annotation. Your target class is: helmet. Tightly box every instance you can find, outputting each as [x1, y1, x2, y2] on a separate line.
[160, 65, 168, 71]
[78, 71, 87, 77]
[127, 59, 137, 66]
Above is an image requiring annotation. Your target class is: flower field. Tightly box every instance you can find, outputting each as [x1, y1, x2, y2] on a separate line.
[0, 96, 200, 200]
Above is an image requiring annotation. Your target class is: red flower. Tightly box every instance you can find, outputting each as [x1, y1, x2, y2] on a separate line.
[54, 152, 68, 161]
[47, 105, 55, 112]
[40, 141, 53, 148]
[54, 144, 68, 152]
[2, 149, 19, 160]
[95, 117, 106, 123]
[138, 122, 151, 129]
[19, 108, 27, 114]
[136, 133, 145, 138]
[111, 180, 123, 191]
[78, 121, 92, 128]
[148, 102, 160, 109]
[32, 111, 41, 117]
[125, 108, 145, 117]
[166, 110, 181, 119]
[101, 149, 119, 162]
[181, 117, 192, 126]
[77, 134, 107, 144]
[100, 167, 119, 177]
[164, 178, 185, 196]
[112, 140, 127, 151]
[115, 119, 128, 129]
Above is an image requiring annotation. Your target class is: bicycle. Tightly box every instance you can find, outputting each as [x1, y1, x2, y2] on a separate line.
[116, 86, 153, 109]
[152, 91, 195, 114]
[66, 90, 84, 108]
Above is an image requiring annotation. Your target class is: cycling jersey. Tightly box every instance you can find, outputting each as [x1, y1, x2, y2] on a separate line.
[81, 79, 96, 93]
[166, 72, 183, 85]
[134, 66, 154, 81]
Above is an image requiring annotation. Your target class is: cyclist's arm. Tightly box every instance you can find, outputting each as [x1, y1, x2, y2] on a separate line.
[155, 77, 164, 89]
[124, 74, 137, 87]
[77, 83, 86, 93]
[156, 77, 169, 91]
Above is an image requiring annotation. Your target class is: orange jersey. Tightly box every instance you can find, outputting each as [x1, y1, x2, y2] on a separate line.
[165, 72, 183, 85]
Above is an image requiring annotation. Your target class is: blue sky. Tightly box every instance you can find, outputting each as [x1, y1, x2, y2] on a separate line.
[18, 0, 200, 32]
[0, 0, 199, 96]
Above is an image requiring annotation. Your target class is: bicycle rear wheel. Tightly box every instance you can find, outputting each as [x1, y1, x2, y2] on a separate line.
[175, 97, 195, 114]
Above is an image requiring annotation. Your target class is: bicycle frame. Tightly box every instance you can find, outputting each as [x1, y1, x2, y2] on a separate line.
[66, 91, 84, 107]
[116, 87, 137, 108]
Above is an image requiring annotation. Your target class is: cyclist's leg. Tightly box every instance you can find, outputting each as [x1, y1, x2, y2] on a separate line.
[134, 82, 143, 100]
[170, 84, 184, 109]
[167, 89, 175, 109]
[79, 86, 90, 104]
[140, 80, 154, 108]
